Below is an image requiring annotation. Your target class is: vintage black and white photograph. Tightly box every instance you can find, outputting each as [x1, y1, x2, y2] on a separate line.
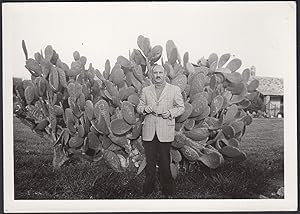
[3, 2, 297, 213]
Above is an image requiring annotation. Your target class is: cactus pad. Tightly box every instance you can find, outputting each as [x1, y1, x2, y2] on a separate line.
[226, 58, 242, 72]
[111, 118, 132, 135]
[104, 150, 123, 172]
[184, 128, 210, 141]
[190, 96, 209, 118]
[24, 86, 35, 105]
[180, 145, 200, 161]
[68, 136, 84, 148]
[171, 74, 187, 92]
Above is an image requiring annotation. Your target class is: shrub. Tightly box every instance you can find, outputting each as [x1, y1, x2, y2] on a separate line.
[14, 36, 259, 180]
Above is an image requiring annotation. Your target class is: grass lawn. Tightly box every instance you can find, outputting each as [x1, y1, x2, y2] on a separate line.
[13, 116, 284, 199]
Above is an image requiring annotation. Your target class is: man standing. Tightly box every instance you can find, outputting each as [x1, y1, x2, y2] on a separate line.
[137, 64, 185, 198]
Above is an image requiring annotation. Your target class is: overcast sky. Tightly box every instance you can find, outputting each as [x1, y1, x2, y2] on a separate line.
[3, 2, 296, 79]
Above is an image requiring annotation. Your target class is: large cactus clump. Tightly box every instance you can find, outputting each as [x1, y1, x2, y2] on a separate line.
[14, 36, 259, 179]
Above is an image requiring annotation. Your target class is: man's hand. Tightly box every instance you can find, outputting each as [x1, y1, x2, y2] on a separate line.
[162, 110, 171, 119]
[144, 105, 153, 114]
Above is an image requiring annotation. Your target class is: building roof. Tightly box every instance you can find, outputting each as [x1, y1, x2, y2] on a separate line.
[249, 76, 283, 96]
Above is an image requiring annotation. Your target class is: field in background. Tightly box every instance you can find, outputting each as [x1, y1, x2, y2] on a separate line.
[13, 117, 284, 199]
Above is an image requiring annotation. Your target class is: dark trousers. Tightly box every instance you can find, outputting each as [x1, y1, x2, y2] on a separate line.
[143, 134, 174, 196]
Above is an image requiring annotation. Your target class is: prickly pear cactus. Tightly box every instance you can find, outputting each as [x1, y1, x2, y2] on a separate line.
[15, 36, 259, 179]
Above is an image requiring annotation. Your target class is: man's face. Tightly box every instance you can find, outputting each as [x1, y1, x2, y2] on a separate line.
[152, 65, 166, 84]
